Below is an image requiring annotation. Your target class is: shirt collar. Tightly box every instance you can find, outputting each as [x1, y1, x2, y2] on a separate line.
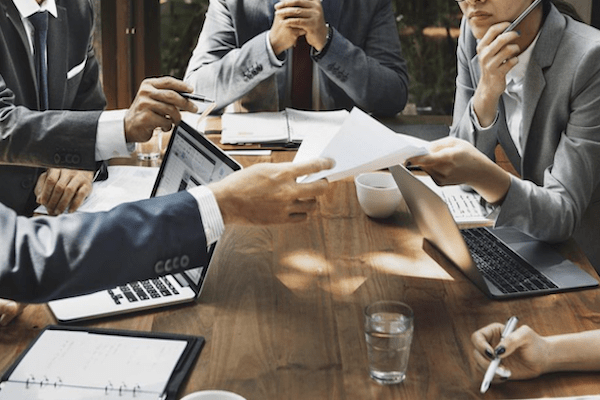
[12, 0, 58, 19]
[506, 32, 541, 86]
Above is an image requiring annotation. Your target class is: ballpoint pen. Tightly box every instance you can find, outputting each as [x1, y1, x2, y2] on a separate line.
[480, 316, 519, 394]
[502, 0, 542, 33]
[178, 92, 214, 103]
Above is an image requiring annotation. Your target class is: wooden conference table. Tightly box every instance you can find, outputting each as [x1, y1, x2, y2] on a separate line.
[1, 115, 600, 399]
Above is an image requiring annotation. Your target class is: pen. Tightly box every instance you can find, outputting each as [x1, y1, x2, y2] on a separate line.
[178, 92, 214, 103]
[480, 316, 519, 394]
[502, 0, 542, 33]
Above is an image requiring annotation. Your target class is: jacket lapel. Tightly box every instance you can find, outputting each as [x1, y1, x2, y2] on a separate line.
[520, 6, 564, 159]
[3, 1, 38, 103]
[47, 4, 68, 109]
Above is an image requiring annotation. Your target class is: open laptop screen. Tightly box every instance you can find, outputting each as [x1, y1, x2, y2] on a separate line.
[151, 121, 241, 288]
[151, 121, 241, 197]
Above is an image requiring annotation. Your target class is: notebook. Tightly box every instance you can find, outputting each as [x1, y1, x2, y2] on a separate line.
[0, 325, 204, 400]
[48, 121, 242, 322]
[389, 164, 599, 299]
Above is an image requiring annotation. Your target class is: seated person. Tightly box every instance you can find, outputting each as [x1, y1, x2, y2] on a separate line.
[407, 0, 600, 270]
[0, 73, 333, 304]
[472, 321, 600, 383]
[1, 0, 110, 216]
[184, 0, 408, 116]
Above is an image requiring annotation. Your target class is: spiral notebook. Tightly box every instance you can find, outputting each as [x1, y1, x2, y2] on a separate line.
[0, 325, 204, 400]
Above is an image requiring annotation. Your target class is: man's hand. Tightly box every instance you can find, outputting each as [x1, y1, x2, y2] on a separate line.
[124, 77, 199, 143]
[35, 169, 94, 215]
[0, 299, 27, 327]
[273, 0, 328, 52]
[209, 158, 334, 225]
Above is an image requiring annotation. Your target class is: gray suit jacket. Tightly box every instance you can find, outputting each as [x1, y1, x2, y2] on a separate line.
[184, 0, 408, 117]
[451, 4, 600, 269]
[0, 0, 106, 215]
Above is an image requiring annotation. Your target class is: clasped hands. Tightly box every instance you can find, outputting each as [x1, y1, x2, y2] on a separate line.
[270, 0, 329, 56]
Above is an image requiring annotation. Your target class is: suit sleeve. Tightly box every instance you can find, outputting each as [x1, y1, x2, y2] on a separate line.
[0, 73, 100, 170]
[449, 17, 499, 160]
[184, 0, 284, 111]
[313, 0, 408, 117]
[0, 191, 208, 303]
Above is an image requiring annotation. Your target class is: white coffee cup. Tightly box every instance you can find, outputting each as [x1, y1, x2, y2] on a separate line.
[354, 172, 402, 219]
[180, 390, 247, 400]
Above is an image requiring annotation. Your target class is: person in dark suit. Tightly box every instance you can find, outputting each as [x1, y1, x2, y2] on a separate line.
[408, 0, 600, 271]
[0, 69, 334, 304]
[184, 0, 408, 116]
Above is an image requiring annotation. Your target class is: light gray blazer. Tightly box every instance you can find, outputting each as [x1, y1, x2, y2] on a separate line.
[184, 0, 408, 117]
[451, 4, 600, 270]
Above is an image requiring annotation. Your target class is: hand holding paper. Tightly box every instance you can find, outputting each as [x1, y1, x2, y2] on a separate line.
[294, 108, 429, 183]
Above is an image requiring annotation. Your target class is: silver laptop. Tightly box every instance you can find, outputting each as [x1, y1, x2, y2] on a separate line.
[48, 120, 241, 322]
[389, 164, 599, 299]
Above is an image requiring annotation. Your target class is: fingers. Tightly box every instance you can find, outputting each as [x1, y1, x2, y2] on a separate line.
[0, 299, 27, 327]
[290, 158, 335, 178]
[472, 322, 505, 358]
[125, 77, 199, 142]
[35, 169, 93, 215]
[496, 325, 534, 359]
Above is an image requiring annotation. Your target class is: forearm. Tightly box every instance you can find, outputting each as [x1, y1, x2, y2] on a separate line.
[544, 330, 600, 373]
[467, 155, 511, 204]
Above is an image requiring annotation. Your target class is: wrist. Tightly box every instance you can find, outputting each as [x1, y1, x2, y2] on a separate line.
[472, 89, 500, 129]
[312, 24, 333, 59]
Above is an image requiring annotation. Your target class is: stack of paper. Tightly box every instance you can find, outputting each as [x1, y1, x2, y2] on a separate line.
[221, 108, 349, 145]
[295, 107, 429, 183]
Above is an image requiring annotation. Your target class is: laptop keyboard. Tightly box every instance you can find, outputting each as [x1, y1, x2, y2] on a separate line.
[107, 277, 180, 305]
[461, 228, 557, 294]
[441, 191, 488, 219]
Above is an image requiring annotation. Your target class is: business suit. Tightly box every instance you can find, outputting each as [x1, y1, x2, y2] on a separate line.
[0, 0, 106, 215]
[451, 3, 600, 269]
[0, 92, 208, 303]
[184, 0, 408, 117]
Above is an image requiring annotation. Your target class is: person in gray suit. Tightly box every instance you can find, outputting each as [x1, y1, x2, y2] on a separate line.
[407, 0, 600, 271]
[184, 0, 408, 116]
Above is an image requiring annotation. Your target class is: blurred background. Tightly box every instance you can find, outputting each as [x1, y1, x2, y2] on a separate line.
[92, 0, 597, 116]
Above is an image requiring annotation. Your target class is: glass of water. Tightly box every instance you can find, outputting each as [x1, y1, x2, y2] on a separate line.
[364, 300, 414, 385]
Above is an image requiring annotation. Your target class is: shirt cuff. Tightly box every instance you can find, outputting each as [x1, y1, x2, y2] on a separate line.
[265, 31, 286, 66]
[469, 101, 498, 131]
[188, 185, 225, 246]
[96, 109, 133, 160]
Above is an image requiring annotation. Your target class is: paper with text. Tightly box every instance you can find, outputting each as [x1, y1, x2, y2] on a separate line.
[220, 108, 348, 144]
[0, 329, 187, 399]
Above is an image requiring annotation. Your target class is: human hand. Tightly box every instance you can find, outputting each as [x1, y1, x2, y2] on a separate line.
[270, 2, 306, 55]
[35, 168, 94, 215]
[472, 322, 550, 382]
[124, 77, 198, 143]
[273, 0, 328, 51]
[407, 137, 510, 204]
[210, 158, 334, 225]
[0, 299, 27, 327]
[472, 22, 521, 126]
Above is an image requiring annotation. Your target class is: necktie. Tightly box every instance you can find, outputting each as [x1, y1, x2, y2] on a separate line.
[291, 36, 313, 110]
[28, 11, 49, 110]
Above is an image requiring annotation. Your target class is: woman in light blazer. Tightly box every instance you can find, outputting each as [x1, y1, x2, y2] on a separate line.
[409, 0, 600, 271]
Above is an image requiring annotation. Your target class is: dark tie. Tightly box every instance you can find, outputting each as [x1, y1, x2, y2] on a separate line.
[28, 11, 49, 110]
[291, 36, 313, 110]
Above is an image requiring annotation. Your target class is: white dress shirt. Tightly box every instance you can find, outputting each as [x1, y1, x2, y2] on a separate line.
[12, 0, 225, 246]
[502, 33, 540, 156]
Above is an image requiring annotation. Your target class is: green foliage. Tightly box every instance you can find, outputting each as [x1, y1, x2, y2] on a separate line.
[160, 0, 460, 114]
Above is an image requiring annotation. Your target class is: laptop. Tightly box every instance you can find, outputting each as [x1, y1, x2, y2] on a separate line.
[48, 120, 241, 322]
[389, 164, 599, 299]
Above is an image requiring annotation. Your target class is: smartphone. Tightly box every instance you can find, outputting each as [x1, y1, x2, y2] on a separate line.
[502, 0, 542, 33]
